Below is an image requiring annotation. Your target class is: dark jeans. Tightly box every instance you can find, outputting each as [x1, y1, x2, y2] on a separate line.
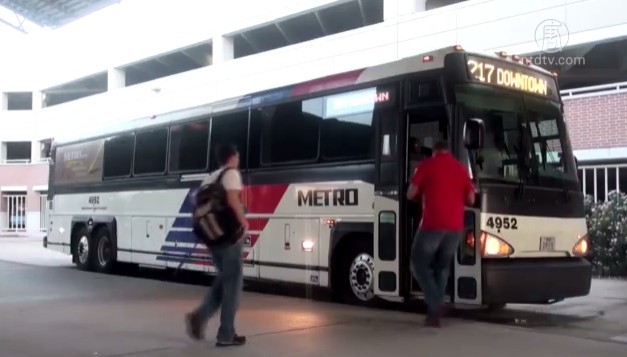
[410, 229, 462, 316]
[193, 241, 243, 341]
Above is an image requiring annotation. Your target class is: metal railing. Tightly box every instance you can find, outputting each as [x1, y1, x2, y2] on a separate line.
[1, 195, 27, 232]
[561, 81, 627, 100]
[0, 159, 31, 164]
[578, 164, 627, 202]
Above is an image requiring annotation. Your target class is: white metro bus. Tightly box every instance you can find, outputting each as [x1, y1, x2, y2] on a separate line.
[44, 45, 592, 309]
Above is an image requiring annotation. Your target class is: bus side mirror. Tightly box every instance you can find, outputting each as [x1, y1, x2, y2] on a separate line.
[464, 118, 485, 150]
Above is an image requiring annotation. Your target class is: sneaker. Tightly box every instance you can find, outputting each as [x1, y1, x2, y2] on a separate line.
[424, 315, 441, 328]
[185, 313, 204, 340]
[437, 305, 451, 318]
[216, 335, 246, 347]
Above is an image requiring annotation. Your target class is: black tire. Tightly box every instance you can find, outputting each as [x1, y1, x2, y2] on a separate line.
[73, 226, 94, 271]
[92, 227, 115, 274]
[339, 239, 378, 307]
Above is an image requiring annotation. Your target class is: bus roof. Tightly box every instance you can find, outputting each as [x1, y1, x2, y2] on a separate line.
[52, 45, 555, 147]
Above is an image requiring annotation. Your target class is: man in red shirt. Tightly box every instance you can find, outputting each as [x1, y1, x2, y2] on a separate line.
[406, 139, 475, 327]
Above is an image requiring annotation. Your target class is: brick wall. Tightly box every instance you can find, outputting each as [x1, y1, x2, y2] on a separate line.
[563, 91, 627, 150]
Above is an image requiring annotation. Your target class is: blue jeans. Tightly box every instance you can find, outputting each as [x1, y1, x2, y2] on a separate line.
[194, 241, 243, 341]
[410, 230, 462, 316]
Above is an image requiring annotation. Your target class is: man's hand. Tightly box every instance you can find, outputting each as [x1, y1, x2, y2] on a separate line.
[406, 184, 419, 201]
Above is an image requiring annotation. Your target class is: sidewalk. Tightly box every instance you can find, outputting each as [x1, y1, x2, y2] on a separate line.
[0, 235, 71, 267]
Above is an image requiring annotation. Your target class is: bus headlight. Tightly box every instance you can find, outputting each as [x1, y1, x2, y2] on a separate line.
[572, 234, 589, 256]
[480, 232, 514, 257]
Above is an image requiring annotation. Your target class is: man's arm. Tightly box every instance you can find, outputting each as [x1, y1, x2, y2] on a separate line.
[223, 170, 249, 231]
[407, 164, 425, 201]
[464, 169, 476, 206]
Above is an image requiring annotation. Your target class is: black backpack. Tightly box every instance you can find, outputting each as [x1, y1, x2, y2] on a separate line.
[192, 168, 243, 247]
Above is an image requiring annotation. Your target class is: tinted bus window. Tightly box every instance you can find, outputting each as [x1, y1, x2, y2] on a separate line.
[260, 98, 322, 165]
[103, 134, 135, 178]
[321, 88, 377, 160]
[134, 127, 168, 175]
[169, 120, 209, 173]
[210, 111, 249, 171]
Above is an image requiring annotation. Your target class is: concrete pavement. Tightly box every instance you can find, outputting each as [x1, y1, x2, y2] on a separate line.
[1, 238, 626, 357]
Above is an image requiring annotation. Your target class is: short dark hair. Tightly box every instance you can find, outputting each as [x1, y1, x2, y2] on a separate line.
[433, 139, 449, 151]
[216, 143, 238, 166]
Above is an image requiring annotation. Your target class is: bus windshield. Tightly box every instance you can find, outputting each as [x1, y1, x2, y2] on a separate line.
[455, 84, 578, 188]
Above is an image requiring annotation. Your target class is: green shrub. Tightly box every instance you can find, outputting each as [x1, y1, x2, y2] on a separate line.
[585, 191, 627, 277]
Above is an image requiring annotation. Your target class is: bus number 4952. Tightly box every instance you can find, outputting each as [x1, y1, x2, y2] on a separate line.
[486, 216, 518, 232]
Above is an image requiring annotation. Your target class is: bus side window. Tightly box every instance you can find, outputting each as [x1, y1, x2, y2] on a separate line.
[134, 127, 168, 176]
[103, 133, 134, 179]
[169, 120, 210, 173]
[210, 111, 249, 171]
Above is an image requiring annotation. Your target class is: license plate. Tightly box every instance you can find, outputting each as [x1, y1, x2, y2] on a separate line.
[539, 236, 555, 251]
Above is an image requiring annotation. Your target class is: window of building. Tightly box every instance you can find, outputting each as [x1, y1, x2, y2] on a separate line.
[260, 99, 322, 165]
[103, 134, 135, 178]
[3, 142, 31, 163]
[40, 139, 52, 161]
[1, 192, 27, 231]
[209, 111, 249, 171]
[133, 127, 168, 175]
[620, 167, 627, 194]
[6, 92, 33, 110]
[169, 120, 209, 173]
[596, 167, 607, 202]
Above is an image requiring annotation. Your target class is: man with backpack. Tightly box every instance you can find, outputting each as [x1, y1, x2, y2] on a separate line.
[185, 143, 248, 347]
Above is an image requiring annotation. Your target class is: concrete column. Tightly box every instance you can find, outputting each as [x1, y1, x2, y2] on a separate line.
[212, 35, 234, 64]
[31, 141, 40, 163]
[384, 0, 426, 20]
[108, 68, 126, 90]
[1, 92, 7, 110]
[32, 91, 43, 110]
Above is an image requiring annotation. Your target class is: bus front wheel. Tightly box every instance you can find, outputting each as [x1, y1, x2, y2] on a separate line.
[340, 240, 377, 307]
[73, 226, 93, 271]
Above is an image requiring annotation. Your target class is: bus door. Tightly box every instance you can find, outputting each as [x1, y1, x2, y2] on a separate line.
[451, 107, 482, 306]
[404, 106, 448, 295]
[373, 109, 401, 299]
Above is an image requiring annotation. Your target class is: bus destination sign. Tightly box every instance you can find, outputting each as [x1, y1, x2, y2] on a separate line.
[466, 55, 557, 98]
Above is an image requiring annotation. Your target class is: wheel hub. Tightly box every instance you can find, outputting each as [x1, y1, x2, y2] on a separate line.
[349, 253, 375, 301]
[77, 236, 89, 264]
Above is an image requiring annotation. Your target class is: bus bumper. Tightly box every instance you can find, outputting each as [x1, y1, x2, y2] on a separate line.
[481, 257, 592, 304]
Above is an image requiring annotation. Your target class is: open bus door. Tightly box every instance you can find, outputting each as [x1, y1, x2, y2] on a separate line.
[373, 109, 401, 299]
[451, 116, 484, 306]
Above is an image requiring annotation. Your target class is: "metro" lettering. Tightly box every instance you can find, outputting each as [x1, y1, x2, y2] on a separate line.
[297, 188, 358, 207]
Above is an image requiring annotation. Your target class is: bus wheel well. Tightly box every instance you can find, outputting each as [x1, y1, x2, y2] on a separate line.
[92, 223, 107, 236]
[330, 232, 373, 299]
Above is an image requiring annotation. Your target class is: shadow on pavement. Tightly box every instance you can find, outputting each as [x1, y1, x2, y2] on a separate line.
[78, 262, 603, 330]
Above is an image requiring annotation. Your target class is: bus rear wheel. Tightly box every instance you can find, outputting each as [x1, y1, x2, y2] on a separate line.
[340, 240, 377, 306]
[93, 227, 115, 274]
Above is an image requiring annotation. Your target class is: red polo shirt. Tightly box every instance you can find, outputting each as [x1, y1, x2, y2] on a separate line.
[410, 152, 474, 231]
